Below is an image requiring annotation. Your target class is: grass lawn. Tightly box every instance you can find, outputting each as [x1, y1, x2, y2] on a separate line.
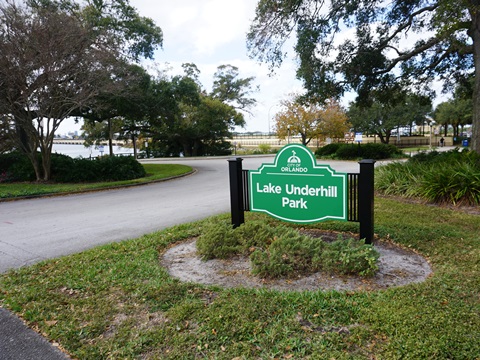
[0, 164, 193, 199]
[0, 198, 478, 359]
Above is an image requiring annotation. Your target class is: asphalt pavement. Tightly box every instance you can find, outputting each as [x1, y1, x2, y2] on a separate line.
[0, 308, 69, 360]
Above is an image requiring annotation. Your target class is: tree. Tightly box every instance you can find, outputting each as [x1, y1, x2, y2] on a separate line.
[274, 95, 323, 146]
[0, 115, 14, 154]
[147, 64, 251, 157]
[81, 118, 123, 147]
[434, 79, 473, 138]
[348, 91, 432, 144]
[211, 65, 258, 113]
[435, 99, 472, 138]
[28, 0, 163, 61]
[0, 0, 162, 180]
[80, 63, 153, 156]
[402, 93, 434, 136]
[176, 97, 244, 157]
[247, 0, 480, 154]
[317, 100, 351, 142]
[0, 2, 118, 180]
[348, 102, 396, 144]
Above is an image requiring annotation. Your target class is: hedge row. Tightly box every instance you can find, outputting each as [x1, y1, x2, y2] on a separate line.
[315, 142, 403, 160]
[0, 152, 146, 183]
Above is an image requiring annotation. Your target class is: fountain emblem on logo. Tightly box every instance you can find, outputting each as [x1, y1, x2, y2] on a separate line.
[287, 150, 301, 165]
[282, 150, 307, 173]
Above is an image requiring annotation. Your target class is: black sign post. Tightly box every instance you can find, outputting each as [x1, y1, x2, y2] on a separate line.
[358, 159, 375, 244]
[228, 157, 244, 228]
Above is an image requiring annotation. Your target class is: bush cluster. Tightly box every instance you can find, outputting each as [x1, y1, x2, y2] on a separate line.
[315, 142, 403, 160]
[0, 152, 35, 181]
[197, 220, 379, 278]
[375, 148, 480, 206]
[0, 151, 146, 183]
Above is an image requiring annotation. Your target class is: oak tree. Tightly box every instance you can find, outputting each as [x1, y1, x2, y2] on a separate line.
[248, 0, 480, 153]
[211, 65, 258, 113]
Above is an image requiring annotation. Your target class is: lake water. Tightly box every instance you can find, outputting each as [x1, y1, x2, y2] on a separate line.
[53, 144, 134, 158]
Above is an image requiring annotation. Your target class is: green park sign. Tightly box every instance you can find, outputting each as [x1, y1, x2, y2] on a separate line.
[249, 144, 348, 223]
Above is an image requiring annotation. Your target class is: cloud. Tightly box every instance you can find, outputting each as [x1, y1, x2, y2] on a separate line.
[62, 0, 450, 135]
[127, 0, 302, 133]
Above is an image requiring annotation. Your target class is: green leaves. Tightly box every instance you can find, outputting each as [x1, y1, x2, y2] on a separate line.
[375, 148, 480, 205]
[197, 219, 380, 278]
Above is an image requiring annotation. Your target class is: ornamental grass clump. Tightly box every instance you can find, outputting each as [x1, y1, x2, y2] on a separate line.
[197, 220, 379, 278]
[376, 148, 480, 206]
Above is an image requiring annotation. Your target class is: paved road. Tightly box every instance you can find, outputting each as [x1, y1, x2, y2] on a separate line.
[0, 156, 362, 274]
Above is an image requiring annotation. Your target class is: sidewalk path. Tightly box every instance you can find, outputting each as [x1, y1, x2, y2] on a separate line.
[0, 308, 68, 359]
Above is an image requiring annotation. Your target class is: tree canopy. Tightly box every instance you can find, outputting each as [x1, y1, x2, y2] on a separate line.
[247, 0, 479, 153]
[348, 90, 432, 144]
[275, 94, 349, 145]
[147, 65, 249, 157]
[211, 65, 258, 113]
[0, 0, 162, 180]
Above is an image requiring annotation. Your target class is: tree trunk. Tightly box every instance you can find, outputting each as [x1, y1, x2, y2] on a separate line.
[182, 142, 192, 157]
[108, 119, 114, 156]
[132, 133, 137, 159]
[193, 139, 201, 156]
[26, 152, 42, 182]
[41, 148, 51, 181]
[300, 133, 308, 145]
[471, 8, 480, 154]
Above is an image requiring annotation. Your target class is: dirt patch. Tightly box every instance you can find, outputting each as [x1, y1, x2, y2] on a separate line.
[161, 232, 432, 292]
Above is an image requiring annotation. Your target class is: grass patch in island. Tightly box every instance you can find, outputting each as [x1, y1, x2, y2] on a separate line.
[1, 198, 479, 359]
[0, 163, 192, 199]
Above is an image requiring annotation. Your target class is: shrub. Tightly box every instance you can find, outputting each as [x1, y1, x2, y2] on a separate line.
[320, 237, 379, 276]
[250, 229, 326, 277]
[234, 220, 279, 251]
[315, 143, 342, 157]
[196, 220, 380, 278]
[361, 143, 403, 159]
[420, 160, 480, 205]
[196, 220, 279, 259]
[0, 152, 146, 182]
[50, 154, 90, 182]
[335, 144, 361, 159]
[196, 221, 240, 259]
[375, 162, 423, 198]
[96, 156, 146, 181]
[316, 142, 403, 160]
[257, 144, 272, 154]
[0, 151, 36, 182]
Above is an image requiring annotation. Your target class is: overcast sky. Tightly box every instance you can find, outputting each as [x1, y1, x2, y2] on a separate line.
[60, 0, 304, 134]
[60, 0, 448, 135]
